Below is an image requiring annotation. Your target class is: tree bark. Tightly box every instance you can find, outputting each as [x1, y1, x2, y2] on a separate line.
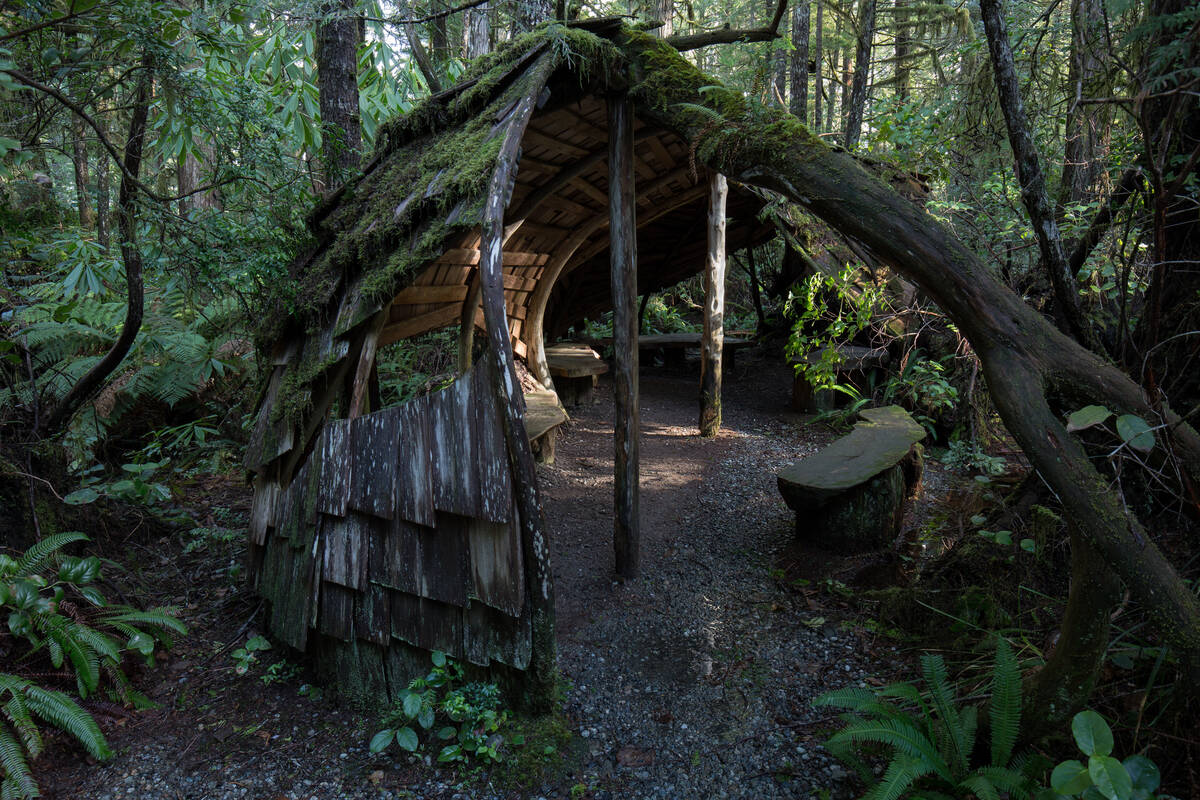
[317, 0, 363, 189]
[42, 55, 154, 436]
[71, 116, 93, 228]
[652, 0, 672, 36]
[843, 0, 875, 150]
[1135, 0, 1200, 411]
[513, 0, 553, 33]
[894, 0, 911, 102]
[699, 172, 727, 437]
[1057, 0, 1112, 218]
[1022, 529, 1121, 739]
[979, 0, 1100, 354]
[96, 130, 110, 250]
[814, 0, 824, 130]
[464, 1, 490, 58]
[623, 32, 1200, 686]
[609, 91, 640, 579]
[790, 0, 810, 122]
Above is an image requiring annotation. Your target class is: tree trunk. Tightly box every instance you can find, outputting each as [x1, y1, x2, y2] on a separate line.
[894, 0, 911, 102]
[980, 0, 1099, 354]
[699, 172, 727, 437]
[1056, 0, 1112, 219]
[623, 33, 1200, 687]
[843, 0, 874, 150]
[317, 0, 362, 189]
[1022, 529, 1121, 739]
[1135, 0, 1200, 412]
[96, 131, 110, 250]
[790, 0, 810, 122]
[609, 92, 640, 579]
[464, 1, 490, 58]
[513, 0, 553, 33]
[829, 9, 841, 134]
[42, 55, 154, 436]
[814, 0, 824, 130]
[653, 0, 672, 36]
[71, 116, 93, 228]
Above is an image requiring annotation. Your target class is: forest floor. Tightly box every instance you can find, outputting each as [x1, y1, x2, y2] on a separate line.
[37, 346, 951, 800]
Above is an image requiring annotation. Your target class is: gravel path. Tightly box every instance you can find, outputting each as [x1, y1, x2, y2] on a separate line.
[40, 351, 903, 800]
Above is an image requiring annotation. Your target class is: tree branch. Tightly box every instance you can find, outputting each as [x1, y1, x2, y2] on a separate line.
[41, 53, 154, 436]
[1067, 165, 1142, 278]
[666, 0, 787, 51]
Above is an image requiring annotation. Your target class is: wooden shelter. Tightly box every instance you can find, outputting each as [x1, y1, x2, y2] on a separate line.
[244, 21, 772, 702]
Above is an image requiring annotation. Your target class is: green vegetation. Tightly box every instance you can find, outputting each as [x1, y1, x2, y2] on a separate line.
[0, 533, 185, 797]
[815, 639, 1045, 800]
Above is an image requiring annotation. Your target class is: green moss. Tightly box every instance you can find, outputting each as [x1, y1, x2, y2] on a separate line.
[488, 705, 575, 792]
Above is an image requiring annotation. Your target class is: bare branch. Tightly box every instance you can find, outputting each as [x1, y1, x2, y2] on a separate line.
[666, 0, 787, 51]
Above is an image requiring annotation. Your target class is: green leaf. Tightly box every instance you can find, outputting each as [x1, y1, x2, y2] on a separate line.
[1066, 405, 1112, 433]
[431, 651, 446, 668]
[437, 726, 457, 740]
[417, 704, 434, 730]
[1072, 711, 1114, 757]
[395, 726, 419, 752]
[1122, 754, 1160, 797]
[438, 743, 462, 762]
[402, 692, 422, 719]
[1088, 755, 1132, 800]
[368, 729, 394, 753]
[127, 632, 155, 656]
[1051, 759, 1092, 795]
[1020, 538, 1036, 553]
[1115, 415, 1155, 453]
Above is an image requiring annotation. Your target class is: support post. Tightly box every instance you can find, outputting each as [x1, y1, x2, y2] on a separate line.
[609, 92, 640, 579]
[699, 172, 727, 437]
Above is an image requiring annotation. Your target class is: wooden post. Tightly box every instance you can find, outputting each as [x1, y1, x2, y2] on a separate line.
[609, 92, 640, 579]
[699, 172, 727, 437]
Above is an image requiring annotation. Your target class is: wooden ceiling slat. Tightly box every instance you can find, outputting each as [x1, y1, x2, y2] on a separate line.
[439, 248, 549, 266]
[392, 285, 470, 305]
[380, 305, 461, 345]
[521, 128, 589, 158]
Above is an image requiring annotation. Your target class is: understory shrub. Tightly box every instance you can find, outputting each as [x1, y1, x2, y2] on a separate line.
[0, 532, 186, 798]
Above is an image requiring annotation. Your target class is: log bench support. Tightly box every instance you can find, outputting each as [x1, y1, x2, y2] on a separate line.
[791, 345, 889, 413]
[777, 406, 925, 552]
[523, 388, 568, 464]
[546, 343, 609, 407]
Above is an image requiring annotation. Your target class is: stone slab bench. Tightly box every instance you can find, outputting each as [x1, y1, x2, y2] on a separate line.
[791, 344, 889, 413]
[524, 388, 568, 465]
[546, 343, 608, 407]
[777, 405, 924, 552]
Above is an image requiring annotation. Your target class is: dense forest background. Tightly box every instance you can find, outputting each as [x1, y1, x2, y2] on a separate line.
[1, 0, 1198, 796]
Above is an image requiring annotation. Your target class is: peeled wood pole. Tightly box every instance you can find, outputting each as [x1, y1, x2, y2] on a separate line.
[699, 172, 727, 437]
[609, 92, 640, 579]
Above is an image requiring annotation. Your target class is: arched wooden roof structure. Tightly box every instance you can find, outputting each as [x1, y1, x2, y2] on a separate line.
[244, 21, 773, 702]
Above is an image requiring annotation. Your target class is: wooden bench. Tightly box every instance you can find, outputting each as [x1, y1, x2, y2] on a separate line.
[777, 405, 925, 553]
[791, 344, 889, 413]
[546, 343, 608, 407]
[523, 388, 568, 465]
[637, 333, 754, 371]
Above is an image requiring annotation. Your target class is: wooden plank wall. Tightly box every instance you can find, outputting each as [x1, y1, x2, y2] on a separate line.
[248, 356, 531, 672]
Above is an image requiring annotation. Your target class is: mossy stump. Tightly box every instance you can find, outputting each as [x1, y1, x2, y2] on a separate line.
[777, 405, 925, 552]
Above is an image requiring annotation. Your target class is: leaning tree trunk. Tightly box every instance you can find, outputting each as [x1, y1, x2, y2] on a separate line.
[843, 0, 874, 150]
[619, 30, 1200, 686]
[980, 0, 1100, 354]
[42, 55, 154, 436]
[71, 116, 93, 228]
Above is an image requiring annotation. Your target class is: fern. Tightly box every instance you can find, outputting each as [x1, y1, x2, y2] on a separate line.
[989, 638, 1020, 767]
[814, 638, 1044, 800]
[0, 536, 186, 798]
[14, 531, 87, 574]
